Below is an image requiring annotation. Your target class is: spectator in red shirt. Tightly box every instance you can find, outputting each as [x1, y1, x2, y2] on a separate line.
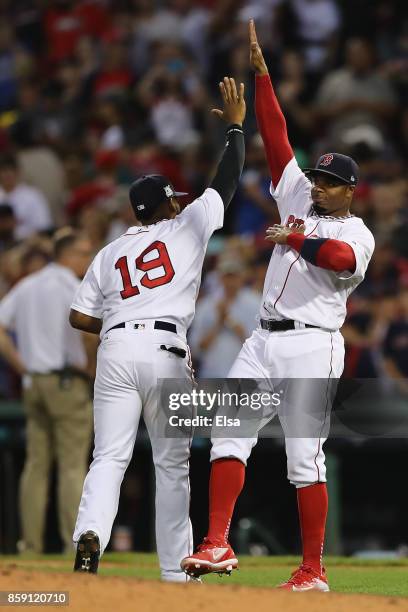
[44, 0, 109, 66]
[92, 40, 133, 99]
[66, 150, 119, 219]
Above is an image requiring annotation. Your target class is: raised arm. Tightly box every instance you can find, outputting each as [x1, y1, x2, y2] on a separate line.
[249, 20, 294, 187]
[210, 77, 246, 209]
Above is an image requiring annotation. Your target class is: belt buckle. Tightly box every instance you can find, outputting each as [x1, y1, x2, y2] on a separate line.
[133, 323, 145, 330]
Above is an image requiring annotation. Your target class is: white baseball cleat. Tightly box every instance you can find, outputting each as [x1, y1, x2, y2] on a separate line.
[181, 537, 238, 578]
[277, 564, 330, 592]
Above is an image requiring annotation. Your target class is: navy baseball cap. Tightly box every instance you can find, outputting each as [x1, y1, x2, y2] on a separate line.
[303, 153, 359, 186]
[129, 174, 188, 218]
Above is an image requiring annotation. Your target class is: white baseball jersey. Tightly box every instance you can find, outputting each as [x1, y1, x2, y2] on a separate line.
[73, 187, 224, 582]
[72, 188, 224, 337]
[261, 157, 375, 329]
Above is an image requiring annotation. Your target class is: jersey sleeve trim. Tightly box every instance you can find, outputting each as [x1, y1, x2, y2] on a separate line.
[335, 230, 375, 281]
[70, 303, 103, 318]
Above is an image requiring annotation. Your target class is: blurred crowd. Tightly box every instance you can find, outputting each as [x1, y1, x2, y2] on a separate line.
[0, 0, 407, 394]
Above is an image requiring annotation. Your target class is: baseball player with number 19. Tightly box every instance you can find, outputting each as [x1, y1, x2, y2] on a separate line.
[181, 20, 375, 591]
[68, 77, 246, 581]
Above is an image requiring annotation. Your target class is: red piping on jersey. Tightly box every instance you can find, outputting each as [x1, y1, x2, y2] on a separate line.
[287, 233, 357, 273]
[185, 343, 194, 570]
[255, 74, 294, 188]
[273, 222, 321, 310]
[314, 332, 334, 482]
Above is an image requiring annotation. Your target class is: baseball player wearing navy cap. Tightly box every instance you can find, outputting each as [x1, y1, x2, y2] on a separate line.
[69, 77, 246, 581]
[128, 175, 189, 220]
[304, 152, 359, 186]
[181, 22, 375, 591]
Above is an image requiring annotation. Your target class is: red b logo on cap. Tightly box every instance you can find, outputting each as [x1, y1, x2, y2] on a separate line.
[320, 154, 334, 167]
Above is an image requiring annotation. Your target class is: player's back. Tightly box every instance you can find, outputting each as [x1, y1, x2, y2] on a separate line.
[74, 188, 224, 338]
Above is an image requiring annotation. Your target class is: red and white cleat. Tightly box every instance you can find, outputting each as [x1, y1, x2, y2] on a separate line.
[181, 538, 238, 578]
[277, 564, 330, 592]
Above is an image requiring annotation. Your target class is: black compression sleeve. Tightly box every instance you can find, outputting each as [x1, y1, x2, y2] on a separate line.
[301, 238, 328, 265]
[210, 124, 245, 210]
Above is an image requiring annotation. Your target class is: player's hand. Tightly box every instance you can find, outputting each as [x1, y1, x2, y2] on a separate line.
[211, 77, 246, 126]
[249, 19, 268, 76]
[265, 224, 305, 245]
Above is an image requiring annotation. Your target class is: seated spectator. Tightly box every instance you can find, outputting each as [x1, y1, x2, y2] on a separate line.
[315, 37, 397, 148]
[189, 256, 260, 377]
[0, 154, 52, 239]
[234, 133, 279, 235]
[77, 206, 111, 252]
[0, 23, 34, 112]
[276, 49, 315, 150]
[137, 56, 202, 152]
[44, 0, 109, 67]
[342, 294, 396, 378]
[359, 242, 402, 298]
[289, 0, 341, 73]
[97, 98, 125, 151]
[129, 138, 191, 196]
[11, 119, 66, 226]
[383, 289, 408, 392]
[65, 150, 119, 219]
[92, 39, 133, 99]
[369, 182, 407, 255]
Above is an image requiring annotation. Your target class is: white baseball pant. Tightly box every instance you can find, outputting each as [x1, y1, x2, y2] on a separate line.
[211, 326, 345, 486]
[73, 323, 194, 582]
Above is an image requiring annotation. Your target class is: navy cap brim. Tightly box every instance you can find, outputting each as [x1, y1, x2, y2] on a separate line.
[303, 168, 353, 185]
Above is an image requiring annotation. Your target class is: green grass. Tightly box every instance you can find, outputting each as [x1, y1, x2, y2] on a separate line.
[1, 553, 408, 598]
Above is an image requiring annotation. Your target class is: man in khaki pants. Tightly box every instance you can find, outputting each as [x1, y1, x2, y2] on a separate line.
[0, 229, 96, 553]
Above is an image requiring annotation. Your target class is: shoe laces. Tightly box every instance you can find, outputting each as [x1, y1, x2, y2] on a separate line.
[196, 537, 228, 553]
[287, 564, 322, 585]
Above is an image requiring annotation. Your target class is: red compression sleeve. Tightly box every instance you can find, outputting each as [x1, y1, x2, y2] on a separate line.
[255, 74, 294, 187]
[297, 483, 328, 573]
[287, 233, 357, 273]
[207, 458, 245, 544]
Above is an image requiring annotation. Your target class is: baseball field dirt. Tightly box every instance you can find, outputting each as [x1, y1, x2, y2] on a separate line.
[0, 557, 408, 612]
[1, 565, 408, 612]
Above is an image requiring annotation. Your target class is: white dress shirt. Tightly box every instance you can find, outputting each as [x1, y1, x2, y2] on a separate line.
[0, 263, 87, 373]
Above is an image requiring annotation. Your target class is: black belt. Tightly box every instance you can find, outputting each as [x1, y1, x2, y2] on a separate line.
[29, 367, 90, 382]
[107, 320, 177, 334]
[260, 318, 319, 332]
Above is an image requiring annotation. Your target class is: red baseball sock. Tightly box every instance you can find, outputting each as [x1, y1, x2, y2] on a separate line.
[297, 483, 328, 573]
[207, 458, 245, 544]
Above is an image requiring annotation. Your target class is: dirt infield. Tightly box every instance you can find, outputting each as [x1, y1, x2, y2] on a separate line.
[1, 568, 408, 612]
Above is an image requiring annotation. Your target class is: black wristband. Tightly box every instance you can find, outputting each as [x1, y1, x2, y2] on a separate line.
[226, 123, 244, 135]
